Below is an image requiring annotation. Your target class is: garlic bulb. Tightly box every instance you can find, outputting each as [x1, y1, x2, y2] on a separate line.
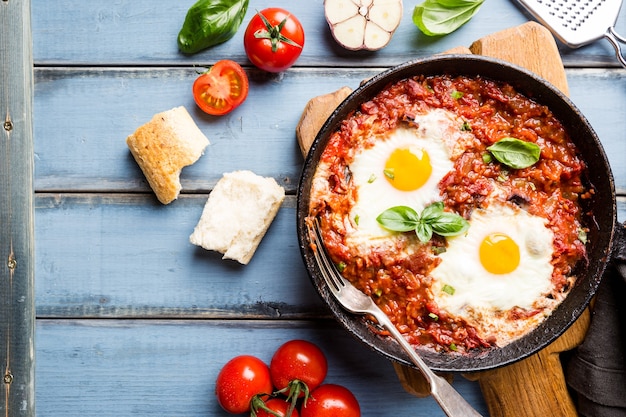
[325, 0, 403, 51]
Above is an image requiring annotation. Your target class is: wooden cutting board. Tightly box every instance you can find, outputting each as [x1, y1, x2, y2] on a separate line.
[296, 21, 590, 417]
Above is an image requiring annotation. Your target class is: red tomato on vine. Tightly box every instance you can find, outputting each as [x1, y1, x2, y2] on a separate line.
[300, 384, 361, 417]
[243, 8, 305, 73]
[253, 397, 300, 417]
[215, 355, 273, 414]
[270, 339, 328, 398]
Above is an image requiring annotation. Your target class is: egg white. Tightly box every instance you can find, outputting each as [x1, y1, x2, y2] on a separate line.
[347, 113, 460, 242]
[431, 203, 554, 315]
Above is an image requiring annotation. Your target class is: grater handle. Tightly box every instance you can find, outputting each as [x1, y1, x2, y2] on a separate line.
[605, 26, 626, 68]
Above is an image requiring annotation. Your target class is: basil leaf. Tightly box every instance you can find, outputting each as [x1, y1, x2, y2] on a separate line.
[430, 212, 470, 236]
[178, 0, 249, 54]
[487, 137, 541, 169]
[412, 0, 485, 36]
[376, 206, 420, 232]
[420, 201, 444, 222]
[416, 222, 433, 243]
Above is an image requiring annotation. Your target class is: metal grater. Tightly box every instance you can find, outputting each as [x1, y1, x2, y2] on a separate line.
[516, 0, 626, 66]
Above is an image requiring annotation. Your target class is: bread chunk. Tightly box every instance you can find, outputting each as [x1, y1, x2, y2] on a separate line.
[190, 170, 285, 265]
[126, 106, 209, 204]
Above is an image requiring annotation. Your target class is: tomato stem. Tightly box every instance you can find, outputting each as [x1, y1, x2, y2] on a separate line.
[254, 10, 303, 53]
[278, 379, 310, 417]
[249, 394, 281, 417]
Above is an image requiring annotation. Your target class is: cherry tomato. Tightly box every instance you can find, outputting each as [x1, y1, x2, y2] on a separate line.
[192, 59, 249, 116]
[243, 8, 305, 73]
[301, 384, 361, 417]
[215, 355, 273, 414]
[270, 340, 328, 398]
[253, 397, 300, 417]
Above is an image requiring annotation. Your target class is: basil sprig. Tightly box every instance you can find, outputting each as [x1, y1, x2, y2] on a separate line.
[486, 137, 541, 169]
[376, 202, 469, 243]
[413, 0, 485, 36]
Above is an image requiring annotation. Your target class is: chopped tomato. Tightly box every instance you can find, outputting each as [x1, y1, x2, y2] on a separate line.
[192, 59, 249, 116]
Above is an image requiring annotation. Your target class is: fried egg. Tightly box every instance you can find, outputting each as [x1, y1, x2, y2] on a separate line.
[348, 110, 465, 241]
[431, 203, 554, 317]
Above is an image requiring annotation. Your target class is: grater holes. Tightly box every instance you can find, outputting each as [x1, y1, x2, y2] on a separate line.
[542, 0, 606, 31]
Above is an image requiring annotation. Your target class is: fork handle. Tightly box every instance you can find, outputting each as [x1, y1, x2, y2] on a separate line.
[370, 310, 484, 417]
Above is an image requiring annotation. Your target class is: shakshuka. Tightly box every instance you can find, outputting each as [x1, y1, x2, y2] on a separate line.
[308, 74, 590, 353]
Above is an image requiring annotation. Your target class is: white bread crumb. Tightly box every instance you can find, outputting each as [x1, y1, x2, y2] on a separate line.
[190, 170, 285, 265]
[126, 106, 209, 204]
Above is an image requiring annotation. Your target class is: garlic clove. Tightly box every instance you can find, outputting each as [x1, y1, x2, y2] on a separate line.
[325, 0, 361, 24]
[332, 15, 368, 50]
[364, 21, 393, 50]
[369, 1, 403, 32]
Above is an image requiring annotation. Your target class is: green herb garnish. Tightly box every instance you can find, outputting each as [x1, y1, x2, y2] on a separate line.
[432, 246, 447, 255]
[461, 121, 472, 131]
[428, 312, 439, 321]
[442, 284, 456, 295]
[376, 202, 469, 243]
[412, 0, 485, 36]
[336, 261, 347, 273]
[487, 137, 541, 169]
[451, 90, 464, 99]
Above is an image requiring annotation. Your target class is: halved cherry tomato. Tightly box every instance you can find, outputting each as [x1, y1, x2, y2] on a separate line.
[192, 59, 249, 116]
[270, 339, 328, 400]
[300, 384, 361, 417]
[243, 8, 305, 73]
[215, 355, 273, 414]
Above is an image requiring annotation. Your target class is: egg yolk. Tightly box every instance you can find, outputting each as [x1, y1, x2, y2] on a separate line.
[384, 148, 431, 191]
[479, 233, 521, 274]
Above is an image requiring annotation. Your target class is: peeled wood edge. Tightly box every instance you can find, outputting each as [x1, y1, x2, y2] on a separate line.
[0, 1, 36, 415]
[469, 21, 569, 95]
[296, 86, 353, 157]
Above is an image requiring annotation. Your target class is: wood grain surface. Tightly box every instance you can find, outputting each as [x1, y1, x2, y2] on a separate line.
[19, 0, 626, 415]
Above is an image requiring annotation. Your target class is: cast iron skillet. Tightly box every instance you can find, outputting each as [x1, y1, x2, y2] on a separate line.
[296, 54, 626, 372]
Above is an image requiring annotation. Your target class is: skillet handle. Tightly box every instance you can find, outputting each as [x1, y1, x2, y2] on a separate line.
[464, 307, 591, 417]
[471, 351, 576, 417]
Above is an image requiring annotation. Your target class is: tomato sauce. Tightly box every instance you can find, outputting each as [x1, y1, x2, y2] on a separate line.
[309, 75, 588, 353]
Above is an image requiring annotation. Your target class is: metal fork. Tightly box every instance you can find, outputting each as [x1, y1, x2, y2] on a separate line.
[310, 220, 483, 417]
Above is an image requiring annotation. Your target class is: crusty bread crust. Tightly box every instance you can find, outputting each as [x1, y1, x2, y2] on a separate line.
[189, 170, 285, 265]
[126, 106, 209, 204]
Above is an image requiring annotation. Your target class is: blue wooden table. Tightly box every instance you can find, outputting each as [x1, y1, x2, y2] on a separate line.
[25, 0, 626, 415]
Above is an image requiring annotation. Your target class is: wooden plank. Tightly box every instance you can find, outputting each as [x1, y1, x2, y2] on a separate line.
[0, 1, 36, 416]
[30, 0, 626, 68]
[33, 68, 626, 195]
[34, 194, 626, 318]
[35, 319, 489, 416]
[34, 194, 328, 318]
